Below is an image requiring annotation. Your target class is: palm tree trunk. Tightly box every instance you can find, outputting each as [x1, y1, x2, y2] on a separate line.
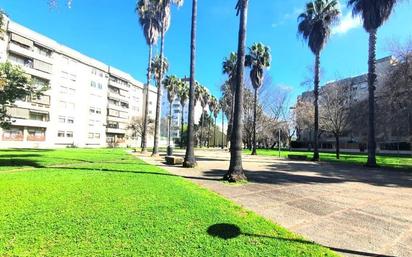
[183, 0, 198, 168]
[167, 100, 172, 156]
[251, 87, 258, 155]
[180, 103, 184, 149]
[208, 113, 211, 148]
[221, 111, 225, 149]
[200, 111, 204, 148]
[225, 0, 248, 182]
[152, 29, 165, 157]
[227, 92, 235, 148]
[313, 52, 320, 161]
[366, 30, 378, 167]
[214, 115, 217, 147]
[141, 45, 152, 153]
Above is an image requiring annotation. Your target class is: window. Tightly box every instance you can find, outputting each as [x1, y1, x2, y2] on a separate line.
[58, 131, 65, 138]
[59, 116, 66, 123]
[90, 81, 96, 88]
[68, 88, 76, 95]
[34, 44, 52, 57]
[96, 108, 102, 114]
[88, 133, 94, 139]
[94, 133, 100, 139]
[67, 117, 74, 124]
[91, 68, 97, 75]
[66, 131, 73, 138]
[97, 83, 103, 89]
[29, 112, 47, 121]
[89, 107, 95, 114]
[2, 127, 24, 141]
[68, 103, 75, 110]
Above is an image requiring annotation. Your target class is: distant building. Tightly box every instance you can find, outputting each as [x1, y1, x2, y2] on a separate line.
[0, 16, 157, 148]
[295, 56, 411, 154]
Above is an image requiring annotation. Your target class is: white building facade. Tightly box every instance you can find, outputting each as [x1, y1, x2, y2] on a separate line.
[0, 17, 157, 148]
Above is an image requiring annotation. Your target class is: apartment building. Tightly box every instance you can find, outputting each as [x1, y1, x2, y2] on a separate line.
[0, 17, 157, 148]
[295, 56, 411, 153]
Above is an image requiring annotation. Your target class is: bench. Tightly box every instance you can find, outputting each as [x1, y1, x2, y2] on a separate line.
[165, 156, 184, 165]
[288, 155, 308, 161]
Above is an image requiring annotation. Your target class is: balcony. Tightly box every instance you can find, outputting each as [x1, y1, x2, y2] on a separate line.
[108, 91, 129, 102]
[106, 127, 126, 134]
[8, 42, 52, 64]
[11, 118, 48, 128]
[108, 79, 129, 92]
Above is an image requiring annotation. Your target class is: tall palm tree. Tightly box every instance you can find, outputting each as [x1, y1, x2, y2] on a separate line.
[298, 0, 340, 161]
[199, 86, 210, 148]
[208, 96, 217, 148]
[144, 0, 183, 156]
[219, 98, 225, 149]
[224, 0, 249, 182]
[222, 52, 238, 144]
[136, 0, 160, 153]
[348, 0, 397, 167]
[184, 0, 198, 168]
[150, 55, 169, 153]
[177, 79, 189, 149]
[213, 99, 220, 148]
[245, 42, 271, 156]
[163, 75, 180, 156]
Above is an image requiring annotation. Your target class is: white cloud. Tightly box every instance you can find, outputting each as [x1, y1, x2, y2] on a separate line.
[272, 7, 303, 28]
[332, 12, 362, 35]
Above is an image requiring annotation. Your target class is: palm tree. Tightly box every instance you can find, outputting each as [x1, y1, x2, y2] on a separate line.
[222, 52, 238, 144]
[150, 55, 169, 154]
[136, 0, 160, 153]
[163, 75, 180, 156]
[177, 79, 189, 149]
[199, 86, 210, 148]
[245, 43, 271, 156]
[219, 98, 225, 149]
[213, 99, 220, 148]
[298, 0, 340, 161]
[144, 0, 183, 157]
[183, 0, 198, 168]
[224, 0, 249, 182]
[208, 96, 218, 148]
[348, 0, 397, 167]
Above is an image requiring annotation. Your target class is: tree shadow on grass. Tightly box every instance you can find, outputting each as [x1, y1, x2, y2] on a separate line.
[207, 223, 395, 257]
[0, 159, 45, 168]
[49, 166, 223, 182]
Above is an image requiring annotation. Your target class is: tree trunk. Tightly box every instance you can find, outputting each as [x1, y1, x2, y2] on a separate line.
[335, 134, 340, 159]
[180, 103, 185, 149]
[152, 27, 165, 157]
[183, 0, 198, 168]
[221, 111, 225, 149]
[366, 30, 378, 167]
[208, 113, 211, 148]
[251, 87, 258, 155]
[313, 52, 320, 161]
[227, 96, 234, 148]
[167, 100, 172, 155]
[224, 0, 248, 182]
[214, 115, 217, 147]
[200, 110, 204, 148]
[141, 45, 153, 153]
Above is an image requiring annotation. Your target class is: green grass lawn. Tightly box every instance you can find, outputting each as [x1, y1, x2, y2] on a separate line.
[0, 148, 338, 257]
[244, 149, 412, 170]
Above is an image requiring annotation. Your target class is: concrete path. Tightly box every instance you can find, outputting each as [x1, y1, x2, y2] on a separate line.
[135, 149, 412, 257]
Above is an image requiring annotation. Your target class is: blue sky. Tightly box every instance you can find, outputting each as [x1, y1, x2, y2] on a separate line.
[1, 0, 412, 105]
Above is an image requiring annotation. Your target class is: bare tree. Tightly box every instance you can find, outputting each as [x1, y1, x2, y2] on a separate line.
[319, 83, 351, 159]
[128, 116, 154, 143]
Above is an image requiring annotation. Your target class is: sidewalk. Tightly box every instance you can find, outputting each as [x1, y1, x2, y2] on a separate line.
[134, 149, 412, 257]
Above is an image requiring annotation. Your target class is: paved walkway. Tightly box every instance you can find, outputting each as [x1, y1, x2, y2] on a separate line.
[135, 149, 412, 257]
